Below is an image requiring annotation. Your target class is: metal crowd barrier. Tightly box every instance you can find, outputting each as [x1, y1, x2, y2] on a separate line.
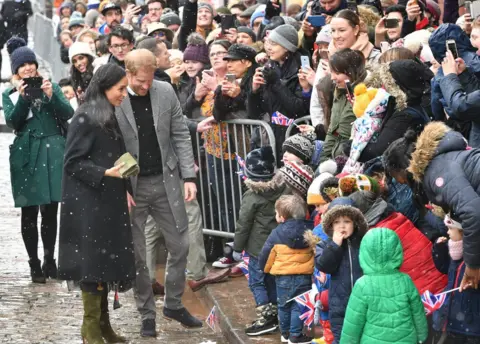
[31, 13, 70, 82]
[196, 119, 276, 238]
[285, 115, 312, 139]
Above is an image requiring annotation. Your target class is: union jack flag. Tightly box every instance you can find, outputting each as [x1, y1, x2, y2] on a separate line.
[206, 305, 217, 331]
[294, 288, 316, 327]
[271, 111, 294, 127]
[237, 251, 249, 281]
[235, 153, 247, 180]
[421, 290, 446, 315]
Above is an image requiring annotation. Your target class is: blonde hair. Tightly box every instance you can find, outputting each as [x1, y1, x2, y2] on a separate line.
[275, 195, 307, 220]
[125, 49, 157, 74]
[77, 29, 99, 42]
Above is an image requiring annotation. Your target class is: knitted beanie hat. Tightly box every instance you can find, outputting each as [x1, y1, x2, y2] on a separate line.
[244, 146, 276, 181]
[316, 24, 332, 44]
[338, 174, 380, 196]
[307, 172, 336, 205]
[237, 26, 257, 42]
[250, 4, 266, 27]
[282, 132, 316, 164]
[69, 41, 96, 63]
[183, 33, 210, 64]
[161, 11, 182, 26]
[85, 9, 100, 27]
[269, 24, 298, 52]
[198, 2, 214, 13]
[87, 0, 100, 10]
[69, 11, 85, 29]
[279, 161, 314, 196]
[7, 37, 38, 75]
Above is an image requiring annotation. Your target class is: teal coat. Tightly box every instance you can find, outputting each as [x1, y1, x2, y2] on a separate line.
[340, 228, 428, 344]
[2, 83, 74, 207]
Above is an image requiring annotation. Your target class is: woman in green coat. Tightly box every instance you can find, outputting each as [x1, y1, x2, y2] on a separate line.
[340, 228, 428, 344]
[2, 37, 74, 283]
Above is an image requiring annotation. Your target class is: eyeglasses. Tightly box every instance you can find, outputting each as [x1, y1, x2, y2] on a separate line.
[209, 51, 228, 58]
[110, 43, 130, 50]
[151, 31, 165, 37]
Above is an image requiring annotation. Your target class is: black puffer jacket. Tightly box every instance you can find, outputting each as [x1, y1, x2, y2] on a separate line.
[248, 50, 310, 163]
[409, 122, 480, 269]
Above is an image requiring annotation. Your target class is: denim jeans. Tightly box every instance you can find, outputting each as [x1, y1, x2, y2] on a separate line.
[276, 275, 312, 338]
[248, 257, 277, 306]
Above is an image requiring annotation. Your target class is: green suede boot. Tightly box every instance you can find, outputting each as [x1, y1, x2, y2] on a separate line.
[81, 291, 106, 344]
[100, 290, 127, 343]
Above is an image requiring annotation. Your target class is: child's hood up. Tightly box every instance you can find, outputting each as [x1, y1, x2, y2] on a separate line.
[359, 227, 403, 275]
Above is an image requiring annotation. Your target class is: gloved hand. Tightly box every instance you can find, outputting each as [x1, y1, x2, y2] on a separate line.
[232, 251, 243, 262]
[262, 67, 280, 85]
[265, 0, 281, 20]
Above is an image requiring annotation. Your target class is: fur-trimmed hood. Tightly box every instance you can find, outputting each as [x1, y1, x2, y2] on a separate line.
[366, 63, 407, 111]
[245, 173, 286, 196]
[408, 122, 468, 182]
[303, 230, 321, 250]
[322, 205, 369, 238]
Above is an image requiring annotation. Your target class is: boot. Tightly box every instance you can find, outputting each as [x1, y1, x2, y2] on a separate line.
[42, 256, 57, 279]
[29, 259, 46, 284]
[100, 290, 127, 343]
[245, 303, 278, 336]
[81, 291, 106, 344]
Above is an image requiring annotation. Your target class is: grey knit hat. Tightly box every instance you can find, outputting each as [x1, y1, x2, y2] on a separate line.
[198, 2, 213, 13]
[161, 11, 181, 26]
[282, 132, 315, 164]
[69, 11, 85, 29]
[269, 24, 298, 52]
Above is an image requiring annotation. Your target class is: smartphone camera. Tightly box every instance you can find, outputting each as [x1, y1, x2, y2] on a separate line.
[446, 39, 459, 59]
[384, 18, 399, 28]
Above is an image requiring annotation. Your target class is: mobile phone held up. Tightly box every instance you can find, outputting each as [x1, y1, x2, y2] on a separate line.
[446, 39, 459, 59]
[226, 73, 236, 83]
[301, 56, 311, 70]
[384, 18, 399, 28]
[345, 80, 354, 100]
[307, 15, 326, 27]
[24, 77, 43, 100]
[221, 14, 236, 33]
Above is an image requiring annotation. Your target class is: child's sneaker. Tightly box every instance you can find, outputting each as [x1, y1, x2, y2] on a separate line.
[212, 256, 236, 268]
[281, 333, 289, 342]
[245, 317, 278, 336]
[288, 334, 313, 344]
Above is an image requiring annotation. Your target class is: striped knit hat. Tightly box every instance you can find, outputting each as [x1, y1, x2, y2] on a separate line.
[338, 174, 379, 196]
[279, 161, 314, 196]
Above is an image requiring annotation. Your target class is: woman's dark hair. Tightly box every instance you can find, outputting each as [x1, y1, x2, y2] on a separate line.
[329, 48, 366, 83]
[383, 129, 417, 173]
[316, 76, 335, 131]
[82, 64, 126, 129]
[209, 39, 231, 52]
[385, 4, 407, 17]
[70, 54, 94, 94]
[378, 47, 415, 64]
[95, 36, 109, 56]
[333, 9, 361, 28]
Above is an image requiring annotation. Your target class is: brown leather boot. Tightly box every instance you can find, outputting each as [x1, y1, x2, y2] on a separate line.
[152, 281, 165, 296]
[188, 268, 230, 292]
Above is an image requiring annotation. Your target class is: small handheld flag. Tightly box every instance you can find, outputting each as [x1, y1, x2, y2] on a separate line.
[421, 290, 446, 315]
[235, 153, 247, 180]
[206, 305, 217, 331]
[271, 111, 294, 126]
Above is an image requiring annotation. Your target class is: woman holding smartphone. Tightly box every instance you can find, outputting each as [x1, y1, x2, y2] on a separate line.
[58, 64, 135, 344]
[69, 41, 96, 104]
[2, 37, 74, 283]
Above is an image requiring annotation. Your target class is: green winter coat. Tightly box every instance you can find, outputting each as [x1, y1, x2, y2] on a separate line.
[340, 228, 428, 344]
[233, 176, 288, 258]
[320, 90, 355, 163]
[3, 83, 74, 207]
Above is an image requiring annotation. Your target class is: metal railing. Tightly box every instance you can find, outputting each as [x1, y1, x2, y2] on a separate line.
[196, 119, 276, 238]
[31, 13, 70, 82]
[285, 115, 312, 139]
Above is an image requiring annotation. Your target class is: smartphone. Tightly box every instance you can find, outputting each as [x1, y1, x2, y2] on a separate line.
[446, 39, 459, 59]
[465, 0, 472, 14]
[221, 14, 236, 33]
[318, 50, 329, 60]
[347, 0, 358, 13]
[300, 56, 310, 70]
[226, 73, 236, 82]
[384, 18, 399, 28]
[204, 70, 214, 77]
[307, 15, 326, 27]
[345, 80, 354, 99]
[380, 41, 390, 53]
[24, 77, 43, 100]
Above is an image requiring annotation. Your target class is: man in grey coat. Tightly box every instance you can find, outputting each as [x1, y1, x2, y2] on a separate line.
[115, 49, 202, 336]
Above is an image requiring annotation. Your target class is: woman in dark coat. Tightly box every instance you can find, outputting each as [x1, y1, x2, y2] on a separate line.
[383, 121, 480, 295]
[58, 64, 135, 344]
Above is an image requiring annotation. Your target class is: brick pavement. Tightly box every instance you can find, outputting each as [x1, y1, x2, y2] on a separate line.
[0, 133, 225, 344]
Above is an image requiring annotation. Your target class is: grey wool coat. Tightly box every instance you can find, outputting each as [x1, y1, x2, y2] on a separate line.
[115, 80, 196, 231]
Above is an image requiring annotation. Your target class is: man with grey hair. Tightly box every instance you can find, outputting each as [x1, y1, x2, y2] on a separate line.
[115, 49, 202, 336]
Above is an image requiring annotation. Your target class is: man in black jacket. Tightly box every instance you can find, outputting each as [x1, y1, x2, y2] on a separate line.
[0, 0, 32, 43]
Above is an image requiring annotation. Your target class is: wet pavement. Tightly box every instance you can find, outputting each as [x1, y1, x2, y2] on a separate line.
[0, 133, 226, 344]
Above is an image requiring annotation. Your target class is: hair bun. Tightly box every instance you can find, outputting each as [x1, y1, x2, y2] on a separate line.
[186, 32, 207, 46]
[404, 129, 418, 144]
[6, 37, 27, 55]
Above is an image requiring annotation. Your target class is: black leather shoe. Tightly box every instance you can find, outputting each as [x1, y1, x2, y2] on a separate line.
[29, 259, 46, 284]
[140, 319, 157, 337]
[42, 257, 58, 279]
[163, 307, 203, 328]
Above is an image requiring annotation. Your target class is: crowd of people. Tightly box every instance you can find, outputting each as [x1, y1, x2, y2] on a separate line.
[2, 0, 480, 342]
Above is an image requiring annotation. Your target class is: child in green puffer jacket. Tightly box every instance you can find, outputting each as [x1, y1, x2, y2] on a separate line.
[340, 227, 428, 344]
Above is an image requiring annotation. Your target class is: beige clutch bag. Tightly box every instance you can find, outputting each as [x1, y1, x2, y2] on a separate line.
[114, 153, 140, 178]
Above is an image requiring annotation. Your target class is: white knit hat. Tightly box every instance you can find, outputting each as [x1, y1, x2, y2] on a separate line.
[69, 41, 96, 63]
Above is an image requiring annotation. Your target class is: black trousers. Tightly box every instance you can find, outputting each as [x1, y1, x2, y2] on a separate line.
[21, 202, 59, 261]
